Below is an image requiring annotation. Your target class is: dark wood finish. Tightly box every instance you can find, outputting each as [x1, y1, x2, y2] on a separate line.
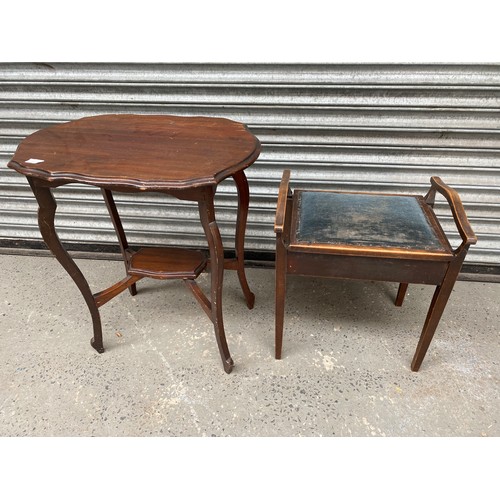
[232, 170, 255, 309]
[8, 114, 261, 373]
[27, 177, 105, 353]
[198, 193, 234, 373]
[9, 114, 260, 191]
[427, 177, 477, 246]
[101, 188, 137, 296]
[184, 279, 212, 318]
[395, 283, 408, 307]
[274, 170, 293, 359]
[93, 275, 142, 308]
[275, 170, 477, 371]
[128, 247, 207, 279]
[287, 253, 449, 285]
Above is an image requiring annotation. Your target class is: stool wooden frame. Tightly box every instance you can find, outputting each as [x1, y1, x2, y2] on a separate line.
[274, 170, 477, 371]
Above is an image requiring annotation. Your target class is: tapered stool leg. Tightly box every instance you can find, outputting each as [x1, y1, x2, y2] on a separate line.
[395, 283, 408, 306]
[275, 237, 287, 359]
[411, 258, 464, 371]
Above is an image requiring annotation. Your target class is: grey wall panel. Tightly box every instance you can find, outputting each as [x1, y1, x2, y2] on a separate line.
[0, 63, 499, 270]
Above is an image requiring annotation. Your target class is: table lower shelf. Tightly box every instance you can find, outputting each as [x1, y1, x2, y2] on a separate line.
[128, 247, 207, 279]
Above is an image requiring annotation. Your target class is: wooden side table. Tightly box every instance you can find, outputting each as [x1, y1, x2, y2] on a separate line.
[7, 114, 261, 373]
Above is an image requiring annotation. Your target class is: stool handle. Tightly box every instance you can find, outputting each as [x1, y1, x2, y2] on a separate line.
[275, 169, 291, 234]
[427, 176, 478, 248]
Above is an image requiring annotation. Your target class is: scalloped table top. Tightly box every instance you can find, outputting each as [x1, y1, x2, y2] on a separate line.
[8, 114, 261, 191]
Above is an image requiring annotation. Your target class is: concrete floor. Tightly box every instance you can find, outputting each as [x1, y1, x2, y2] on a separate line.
[0, 253, 499, 437]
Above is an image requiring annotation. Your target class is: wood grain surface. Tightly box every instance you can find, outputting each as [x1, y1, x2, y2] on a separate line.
[8, 114, 261, 191]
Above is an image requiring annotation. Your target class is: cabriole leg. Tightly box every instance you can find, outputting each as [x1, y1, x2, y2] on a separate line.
[28, 178, 104, 353]
[232, 170, 255, 309]
[198, 191, 234, 373]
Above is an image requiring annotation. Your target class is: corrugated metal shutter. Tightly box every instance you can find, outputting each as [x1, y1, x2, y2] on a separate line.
[1, 63, 499, 272]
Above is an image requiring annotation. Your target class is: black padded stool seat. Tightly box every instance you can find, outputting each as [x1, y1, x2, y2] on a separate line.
[292, 190, 452, 256]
